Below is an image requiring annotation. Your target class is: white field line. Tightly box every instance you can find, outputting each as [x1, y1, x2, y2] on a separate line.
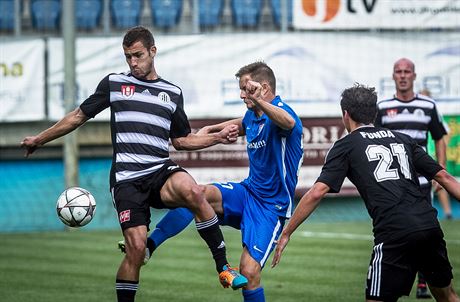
[300, 231, 460, 245]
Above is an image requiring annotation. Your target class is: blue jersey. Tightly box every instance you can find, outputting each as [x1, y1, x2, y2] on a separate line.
[241, 96, 303, 218]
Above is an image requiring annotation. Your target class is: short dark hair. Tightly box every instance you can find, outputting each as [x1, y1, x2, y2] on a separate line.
[123, 26, 155, 49]
[340, 83, 377, 124]
[235, 61, 276, 94]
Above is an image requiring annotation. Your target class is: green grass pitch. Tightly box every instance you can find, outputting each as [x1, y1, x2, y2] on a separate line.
[1, 220, 459, 301]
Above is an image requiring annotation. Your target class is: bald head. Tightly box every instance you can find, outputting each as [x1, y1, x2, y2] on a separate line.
[393, 58, 415, 73]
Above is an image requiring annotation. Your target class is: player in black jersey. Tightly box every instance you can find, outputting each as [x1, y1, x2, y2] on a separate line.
[375, 58, 449, 298]
[272, 84, 460, 302]
[21, 26, 247, 302]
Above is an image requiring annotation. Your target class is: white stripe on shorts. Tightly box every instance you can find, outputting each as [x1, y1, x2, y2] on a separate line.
[260, 219, 282, 267]
[370, 243, 383, 297]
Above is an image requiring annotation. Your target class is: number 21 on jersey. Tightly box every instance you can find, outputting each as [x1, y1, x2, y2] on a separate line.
[365, 143, 411, 182]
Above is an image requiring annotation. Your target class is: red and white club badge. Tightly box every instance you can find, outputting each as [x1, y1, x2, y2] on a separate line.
[121, 85, 135, 98]
[386, 109, 398, 117]
[119, 210, 131, 223]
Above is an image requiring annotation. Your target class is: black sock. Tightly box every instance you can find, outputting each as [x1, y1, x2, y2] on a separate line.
[146, 237, 156, 256]
[116, 279, 138, 302]
[196, 215, 228, 273]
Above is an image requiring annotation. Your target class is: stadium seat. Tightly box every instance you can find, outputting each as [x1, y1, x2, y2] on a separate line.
[31, 0, 61, 30]
[231, 0, 263, 27]
[150, 0, 182, 29]
[271, 0, 293, 27]
[199, 0, 223, 27]
[0, 0, 14, 30]
[111, 0, 142, 29]
[76, 0, 102, 30]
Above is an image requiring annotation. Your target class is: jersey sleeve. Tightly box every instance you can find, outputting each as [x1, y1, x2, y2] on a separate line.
[428, 103, 448, 141]
[170, 93, 192, 138]
[277, 103, 298, 137]
[411, 139, 443, 180]
[316, 139, 349, 193]
[79, 74, 111, 118]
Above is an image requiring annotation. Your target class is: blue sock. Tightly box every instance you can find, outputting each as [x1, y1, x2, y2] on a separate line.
[243, 287, 265, 302]
[149, 207, 194, 248]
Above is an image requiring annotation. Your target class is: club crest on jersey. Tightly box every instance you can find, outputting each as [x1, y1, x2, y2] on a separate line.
[121, 85, 135, 98]
[158, 91, 171, 104]
[119, 210, 131, 223]
[386, 109, 398, 117]
[257, 123, 265, 136]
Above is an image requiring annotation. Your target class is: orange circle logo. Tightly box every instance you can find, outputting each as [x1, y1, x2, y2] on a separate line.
[302, 0, 341, 22]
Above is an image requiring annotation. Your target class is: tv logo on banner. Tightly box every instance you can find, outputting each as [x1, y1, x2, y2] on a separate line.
[293, 0, 459, 29]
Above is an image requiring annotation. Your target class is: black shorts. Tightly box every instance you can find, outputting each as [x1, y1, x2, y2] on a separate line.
[111, 160, 187, 231]
[366, 228, 452, 301]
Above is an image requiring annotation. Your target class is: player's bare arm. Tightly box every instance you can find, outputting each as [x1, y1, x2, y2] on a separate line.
[245, 80, 295, 130]
[196, 118, 244, 136]
[434, 138, 447, 168]
[20, 107, 89, 157]
[171, 124, 239, 151]
[434, 170, 460, 201]
[271, 182, 330, 268]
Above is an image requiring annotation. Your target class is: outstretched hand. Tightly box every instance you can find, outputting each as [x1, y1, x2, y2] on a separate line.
[20, 136, 40, 157]
[219, 124, 239, 144]
[271, 232, 290, 268]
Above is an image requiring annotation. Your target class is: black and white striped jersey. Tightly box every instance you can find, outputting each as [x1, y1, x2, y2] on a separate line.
[80, 72, 191, 187]
[316, 126, 442, 243]
[375, 94, 447, 186]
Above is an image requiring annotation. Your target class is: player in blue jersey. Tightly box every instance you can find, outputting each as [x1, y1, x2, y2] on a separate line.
[119, 61, 304, 301]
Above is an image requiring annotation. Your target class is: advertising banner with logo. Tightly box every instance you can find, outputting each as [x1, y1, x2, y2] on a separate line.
[46, 32, 459, 121]
[293, 0, 460, 30]
[0, 39, 45, 121]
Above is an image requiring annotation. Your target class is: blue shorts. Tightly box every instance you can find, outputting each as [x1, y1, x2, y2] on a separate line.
[213, 182, 285, 268]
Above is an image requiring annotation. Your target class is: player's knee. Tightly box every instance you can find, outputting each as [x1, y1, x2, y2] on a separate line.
[184, 184, 206, 209]
[126, 239, 146, 262]
[240, 266, 261, 287]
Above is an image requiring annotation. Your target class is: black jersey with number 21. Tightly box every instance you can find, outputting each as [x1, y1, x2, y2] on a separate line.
[316, 126, 443, 243]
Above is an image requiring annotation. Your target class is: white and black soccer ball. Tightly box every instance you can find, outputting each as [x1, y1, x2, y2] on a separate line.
[56, 187, 96, 227]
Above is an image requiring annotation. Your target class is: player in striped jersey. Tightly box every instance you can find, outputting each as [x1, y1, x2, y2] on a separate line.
[20, 26, 247, 302]
[272, 84, 460, 302]
[375, 58, 448, 299]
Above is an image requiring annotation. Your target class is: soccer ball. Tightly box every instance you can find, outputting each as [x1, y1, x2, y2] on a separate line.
[56, 187, 96, 227]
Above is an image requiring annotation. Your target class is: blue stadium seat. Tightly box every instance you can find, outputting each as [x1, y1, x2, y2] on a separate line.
[150, 0, 182, 29]
[271, 0, 293, 27]
[231, 0, 262, 27]
[111, 0, 142, 29]
[199, 0, 223, 27]
[0, 0, 14, 30]
[31, 0, 61, 30]
[76, 0, 102, 30]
